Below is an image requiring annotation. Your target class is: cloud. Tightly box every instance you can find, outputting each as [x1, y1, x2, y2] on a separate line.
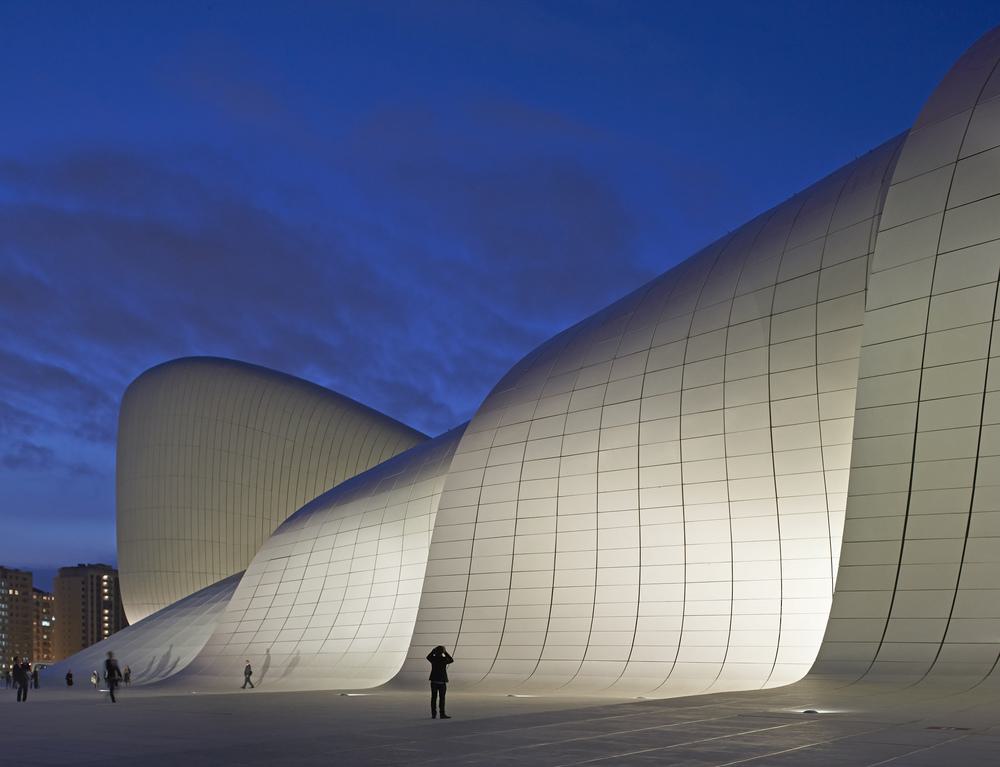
[0, 347, 115, 412]
[0, 95, 660, 569]
[1, 440, 54, 471]
[0, 400, 45, 437]
[0, 438, 96, 476]
[0, 113, 650, 434]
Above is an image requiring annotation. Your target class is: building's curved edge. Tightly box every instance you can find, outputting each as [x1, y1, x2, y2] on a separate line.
[41, 572, 241, 691]
[122, 356, 428, 442]
[117, 356, 428, 622]
[809, 24, 1000, 690]
[164, 426, 466, 692]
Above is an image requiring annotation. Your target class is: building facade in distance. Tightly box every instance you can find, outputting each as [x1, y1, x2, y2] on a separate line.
[0, 567, 33, 672]
[53, 564, 127, 660]
[32, 588, 56, 665]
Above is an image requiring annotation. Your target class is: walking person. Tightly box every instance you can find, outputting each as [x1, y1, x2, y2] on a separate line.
[66, 670, 74, 687]
[12, 658, 29, 702]
[90, 670, 99, 690]
[104, 651, 123, 703]
[123, 666, 131, 686]
[242, 659, 254, 689]
[31, 666, 39, 689]
[426, 645, 453, 719]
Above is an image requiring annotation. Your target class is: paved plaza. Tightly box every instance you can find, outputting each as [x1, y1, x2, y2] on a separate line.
[8, 680, 1000, 766]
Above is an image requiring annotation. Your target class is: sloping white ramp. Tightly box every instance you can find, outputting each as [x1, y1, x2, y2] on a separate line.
[42, 572, 241, 689]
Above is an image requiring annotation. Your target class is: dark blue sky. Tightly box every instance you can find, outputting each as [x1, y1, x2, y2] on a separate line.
[2, 1, 999, 581]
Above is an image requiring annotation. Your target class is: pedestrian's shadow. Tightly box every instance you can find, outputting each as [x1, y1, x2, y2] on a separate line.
[257, 647, 272, 686]
[280, 652, 301, 680]
[136, 656, 157, 680]
[149, 645, 175, 681]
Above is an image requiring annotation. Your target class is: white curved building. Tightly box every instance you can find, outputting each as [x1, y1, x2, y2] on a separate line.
[57, 23, 1000, 699]
[395, 134, 903, 696]
[116, 357, 426, 622]
[180, 427, 465, 690]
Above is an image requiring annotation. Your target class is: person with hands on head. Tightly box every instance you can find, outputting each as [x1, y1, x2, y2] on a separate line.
[426, 645, 453, 719]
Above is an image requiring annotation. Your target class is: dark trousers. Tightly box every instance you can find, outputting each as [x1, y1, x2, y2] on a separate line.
[242, 675, 254, 689]
[108, 678, 118, 703]
[16, 682, 28, 702]
[430, 682, 446, 714]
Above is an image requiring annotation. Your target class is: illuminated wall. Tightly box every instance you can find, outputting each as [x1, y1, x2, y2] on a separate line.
[397, 136, 903, 696]
[117, 357, 426, 622]
[179, 428, 464, 690]
[814, 24, 1000, 684]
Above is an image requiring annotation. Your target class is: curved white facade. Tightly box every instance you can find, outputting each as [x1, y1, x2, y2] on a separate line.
[176, 427, 464, 690]
[99, 24, 1000, 700]
[43, 572, 240, 688]
[395, 135, 903, 696]
[814, 24, 1000, 686]
[117, 357, 426, 622]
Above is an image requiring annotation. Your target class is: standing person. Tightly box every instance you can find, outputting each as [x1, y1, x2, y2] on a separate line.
[11, 658, 28, 703]
[31, 666, 39, 689]
[21, 660, 32, 700]
[3, 669, 9, 688]
[426, 645, 453, 719]
[123, 666, 131, 686]
[242, 659, 254, 689]
[90, 670, 99, 690]
[13, 657, 29, 702]
[104, 651, 123, 703]
[66, 670, 74, 687]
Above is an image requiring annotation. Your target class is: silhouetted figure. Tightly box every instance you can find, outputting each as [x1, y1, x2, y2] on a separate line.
[123, 666, 131, 686]
[3, 670, 10, 688]
[104, 651, 123, 703]
[12, 657, 29, 702]
[31, 667, 39, 689]
[66, 671, 74, 687]
[426, 645, 453, 719]
[242, 660, 254, 689]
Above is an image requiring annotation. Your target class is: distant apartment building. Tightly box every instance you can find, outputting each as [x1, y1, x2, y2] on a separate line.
[0, 567, 34, 672]
[54, 564, 127, 659]
[32, 588, 56, 664]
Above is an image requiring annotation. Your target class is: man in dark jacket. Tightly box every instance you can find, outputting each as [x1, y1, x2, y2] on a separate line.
[426, 645, 453, 719]
[104, 651, 123, 703]
[12, 657, 29, 702]
[242, 660, 254, 689]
